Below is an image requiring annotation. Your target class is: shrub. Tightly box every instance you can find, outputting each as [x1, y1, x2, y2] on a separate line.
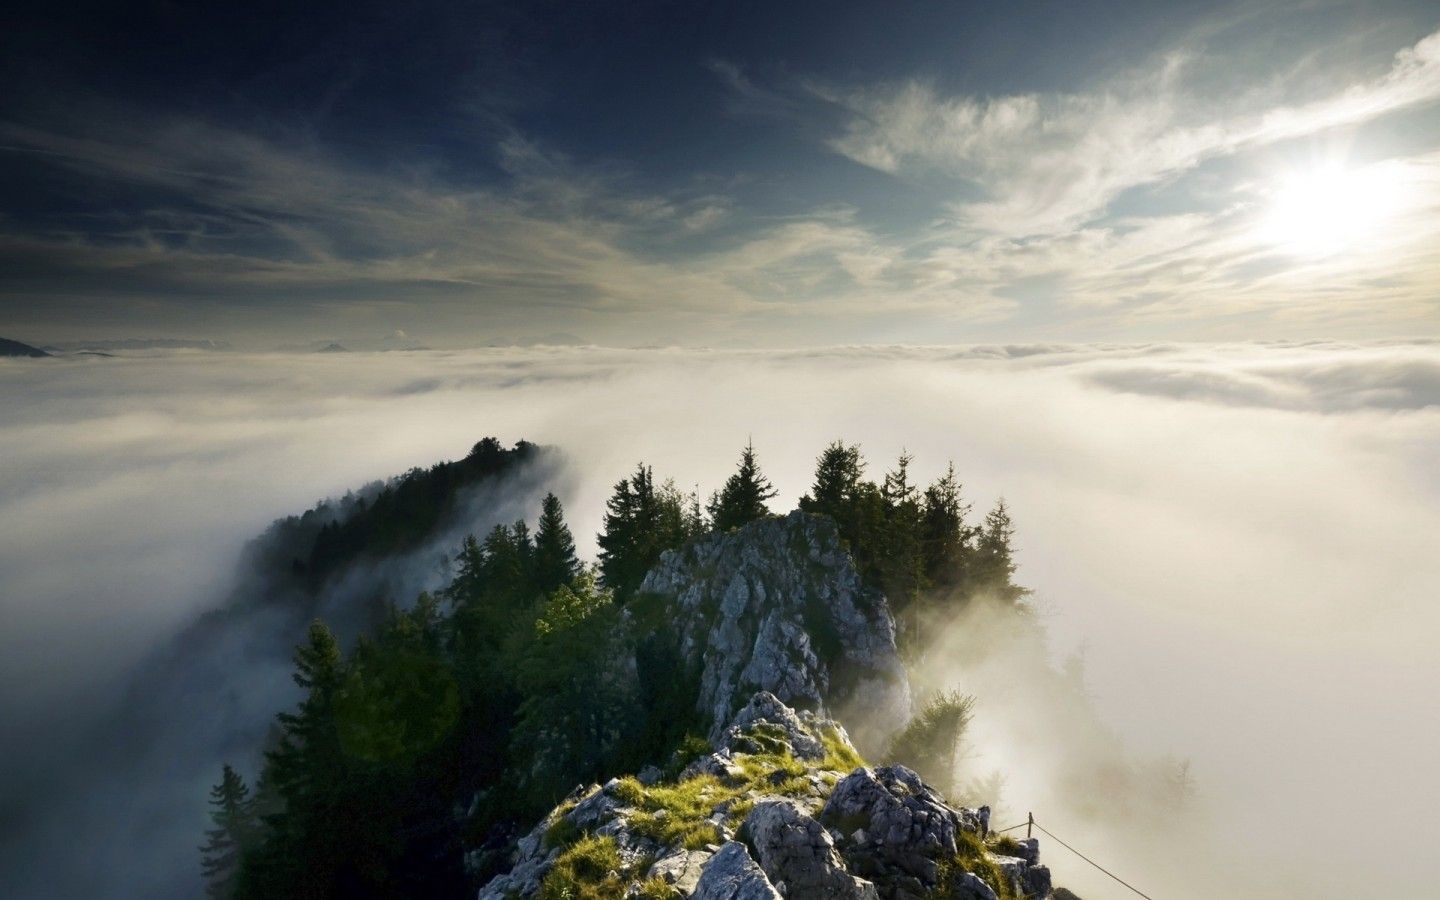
[887, 690, 974, 797]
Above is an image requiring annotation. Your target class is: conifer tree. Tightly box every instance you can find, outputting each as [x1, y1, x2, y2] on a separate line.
[532, 493, 580, 595]
[707, 441, 779, 531]
[264, 620, 343, 804]
[800, 440, 864, 518]
[879, 450, 926, 635]
[598, 463, 657, 598]
[508, 573, 634, 805]
[920, 462, 974, 590]
[200, 764, 256, 899]
[480, 522, 533, 605]
[973, 499, 1030, 604]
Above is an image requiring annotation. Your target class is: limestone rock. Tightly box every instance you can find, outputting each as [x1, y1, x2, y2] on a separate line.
[638, 511, 912, 753]
[718, 691, 828, 760]
[953, 871, 1000, 900]
[691, 842, 783, 900]
[819, 765, 979, 894]
[475, 813, 559, 900]
[1022, 863, 1052, 898]
[1008, 837, 1040, 866]
[648, 848, 714, 895]
[475, 692, 1060, 900]
[742, 799, 878, 900]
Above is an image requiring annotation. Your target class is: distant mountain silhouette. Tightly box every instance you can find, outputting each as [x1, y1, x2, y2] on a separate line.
[0, 337, 50, 357]
[43, 338, 231, 352]
[317, 342, 350, 353]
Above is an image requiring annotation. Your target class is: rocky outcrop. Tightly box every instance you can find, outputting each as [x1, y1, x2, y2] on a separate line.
[476, 692, 1055, 900]
[638, 511, 912, 753]
[691, 842, 782, 900]
[820, 764, 978, 894]
[743, 799, 878, 899]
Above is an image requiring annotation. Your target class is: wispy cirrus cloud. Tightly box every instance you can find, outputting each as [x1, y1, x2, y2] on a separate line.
[0, 113, 1021, 343]
[5, 22, 1440, 345]
[818, 29, 1440, 236]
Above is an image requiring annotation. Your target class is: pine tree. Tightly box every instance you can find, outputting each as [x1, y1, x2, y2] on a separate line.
[879, 450, 926, 637]
[533, 493, 580, 595]
[973, 499, 1030, 605]
[799, 441, 887, 592]
[264, 620, 343, 804]
[508, 573, 635, 805]
[598, 464, 702, 600]
[598, 463, 656, 599]
[920, 462, 974, 590]
[200, 764, 256, 899]
[480, 522, 533, 604]
[800, 440, 864, 518]
[707, 441, 779, 531]
[882, 450, 917, 508]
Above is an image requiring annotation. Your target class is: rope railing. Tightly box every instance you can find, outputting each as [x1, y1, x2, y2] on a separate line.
[986, 812, 1156, 900]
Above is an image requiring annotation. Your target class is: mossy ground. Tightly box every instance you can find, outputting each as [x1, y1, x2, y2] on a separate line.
[539, 723, 863, 895]
[539, 728, 1022, 900]
[537, 834, 628, 900]
[926, 829, 1022, 900]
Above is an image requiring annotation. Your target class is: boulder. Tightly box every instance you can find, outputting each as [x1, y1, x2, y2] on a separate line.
[648, 848, 714, 895]
[474, 693, 1057, 900]
[692, 842, 783, 900]
[743, 799, 878, 900]
[819, 765, 978, 893]
[1008, 837, 1040, 866]
[1022, 864, 1052, 898]
[953, 871, 1000, 900]
[718, 691, 828, 760]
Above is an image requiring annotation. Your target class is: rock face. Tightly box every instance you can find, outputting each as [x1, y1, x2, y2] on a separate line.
[744, 799, 878, 899]
[820, 765, 979, 894]
[476, 692, 1054, 900]
[691, 842, 782, 900]
[639, 511, 912, 753]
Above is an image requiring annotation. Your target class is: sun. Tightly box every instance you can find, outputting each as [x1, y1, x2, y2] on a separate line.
[1260, 162, 1402, 257]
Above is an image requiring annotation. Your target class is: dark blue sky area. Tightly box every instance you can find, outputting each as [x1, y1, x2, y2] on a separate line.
[3, 1, 1229, 181]
[1, 0, 1437, 346]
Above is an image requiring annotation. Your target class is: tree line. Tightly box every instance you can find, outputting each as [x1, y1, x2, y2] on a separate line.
[201, 439, 1028, 899]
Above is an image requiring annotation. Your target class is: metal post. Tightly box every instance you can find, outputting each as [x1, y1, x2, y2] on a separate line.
[1027, 812, 1033, 839]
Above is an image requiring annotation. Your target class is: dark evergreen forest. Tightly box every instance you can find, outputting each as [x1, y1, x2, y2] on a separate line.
[198, 438, 1030, 899]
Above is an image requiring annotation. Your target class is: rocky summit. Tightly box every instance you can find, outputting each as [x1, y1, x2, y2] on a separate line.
[640, 510, 913, 753]
[477, 692, 1054, 899]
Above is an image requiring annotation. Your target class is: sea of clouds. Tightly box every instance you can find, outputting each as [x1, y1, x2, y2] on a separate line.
[2, 341, 1437, 898]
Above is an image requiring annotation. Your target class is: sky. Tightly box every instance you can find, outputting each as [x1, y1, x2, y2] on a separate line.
[2, 4, 1440, 897]
[2, 0, 1438, 347]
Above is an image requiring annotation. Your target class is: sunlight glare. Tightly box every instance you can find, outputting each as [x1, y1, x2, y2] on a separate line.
[1261, 163, 1403, 257]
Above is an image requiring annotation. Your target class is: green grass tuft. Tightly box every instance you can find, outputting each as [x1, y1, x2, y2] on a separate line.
[988, 833, 1023, 856]
[632, 877, 680, 899]
[609, 776, 646, 807]
[539, 834, 627, 900]
[820, 726, 866, 772]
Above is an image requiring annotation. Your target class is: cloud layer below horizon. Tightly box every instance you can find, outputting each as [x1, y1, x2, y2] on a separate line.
[2, 341, 1438, 897]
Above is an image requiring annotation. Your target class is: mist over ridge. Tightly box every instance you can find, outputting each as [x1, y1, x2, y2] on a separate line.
[1, 340, 1437, 899]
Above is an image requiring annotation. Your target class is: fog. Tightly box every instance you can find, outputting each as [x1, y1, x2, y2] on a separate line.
[2, 342, 1437, 898]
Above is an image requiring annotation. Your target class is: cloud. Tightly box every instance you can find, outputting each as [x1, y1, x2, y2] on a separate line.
[2, 342, 1439, 897]
[9, 24, 1440, 345]
[819, 29, 1440, 236]
[1088, 343, 1440, 411]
